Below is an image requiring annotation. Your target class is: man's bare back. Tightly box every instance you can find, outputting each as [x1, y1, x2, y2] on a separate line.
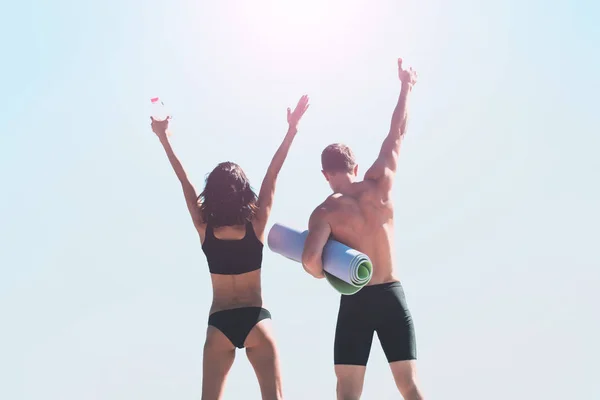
[317, 180, 398, 285]
[301, 58, 424, 400]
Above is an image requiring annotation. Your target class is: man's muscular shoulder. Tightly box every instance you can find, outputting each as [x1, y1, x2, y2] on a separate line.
[322, 194, 351, 211]
[310, 195, 344, 223]
[309, 200, 331, 223]
[358, 178, 394, 206]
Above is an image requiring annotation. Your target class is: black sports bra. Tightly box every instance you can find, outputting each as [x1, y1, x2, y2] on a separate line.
[201, 221, 263, 275]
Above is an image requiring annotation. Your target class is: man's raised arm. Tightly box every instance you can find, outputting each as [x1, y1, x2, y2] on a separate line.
[364, 58, 418, 193]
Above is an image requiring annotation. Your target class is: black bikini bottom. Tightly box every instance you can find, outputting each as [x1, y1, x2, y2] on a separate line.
[208, 307, 271, 348]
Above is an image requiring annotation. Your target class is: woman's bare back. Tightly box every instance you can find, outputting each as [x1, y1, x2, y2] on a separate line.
[202, 223, 265, 313]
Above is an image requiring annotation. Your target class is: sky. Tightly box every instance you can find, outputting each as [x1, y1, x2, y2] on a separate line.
[1, 0, 599, 399]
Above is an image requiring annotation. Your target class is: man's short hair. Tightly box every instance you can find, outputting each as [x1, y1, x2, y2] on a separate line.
[321, 143, 357, 173]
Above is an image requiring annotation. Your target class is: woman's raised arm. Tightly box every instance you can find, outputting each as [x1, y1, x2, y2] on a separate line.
[151, 118, 204, 232]
[255, 95, 310, 231]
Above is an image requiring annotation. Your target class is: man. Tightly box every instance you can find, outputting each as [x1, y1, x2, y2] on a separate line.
[301, 58, 423, 400]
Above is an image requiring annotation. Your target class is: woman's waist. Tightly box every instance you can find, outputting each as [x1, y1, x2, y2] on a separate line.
[210, 283, 263, 313]
[209, 295, 264, 314]
[208, 269, 263, 312]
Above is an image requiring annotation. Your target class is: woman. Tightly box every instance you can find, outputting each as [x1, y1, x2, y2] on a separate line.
[150, 95, 309, 400]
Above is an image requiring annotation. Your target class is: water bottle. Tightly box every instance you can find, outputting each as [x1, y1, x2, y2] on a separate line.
[150, 97, 168, 121]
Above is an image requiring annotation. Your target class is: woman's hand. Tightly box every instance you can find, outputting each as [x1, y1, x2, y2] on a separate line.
[150, 117, 171, 140]
[287, 95, 310, 130]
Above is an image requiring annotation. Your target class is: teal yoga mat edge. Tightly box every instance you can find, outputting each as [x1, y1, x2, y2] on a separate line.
[324, 272, 361, 295]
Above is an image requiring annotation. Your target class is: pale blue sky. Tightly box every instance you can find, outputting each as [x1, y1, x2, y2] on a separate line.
[1, 0, 599, 399]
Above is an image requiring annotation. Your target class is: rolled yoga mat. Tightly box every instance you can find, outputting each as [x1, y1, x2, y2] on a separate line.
[267, 223, 373, 295]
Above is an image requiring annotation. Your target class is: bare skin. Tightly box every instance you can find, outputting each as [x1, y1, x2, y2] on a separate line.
[151, 95, 310, 400]
[302, 59, 424, 400]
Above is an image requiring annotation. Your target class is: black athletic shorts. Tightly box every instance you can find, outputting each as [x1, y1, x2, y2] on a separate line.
[334, 281, 417, 366]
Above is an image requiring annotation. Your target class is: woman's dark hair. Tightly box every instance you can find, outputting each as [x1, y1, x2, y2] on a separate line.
[198, 162, 258, 227]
